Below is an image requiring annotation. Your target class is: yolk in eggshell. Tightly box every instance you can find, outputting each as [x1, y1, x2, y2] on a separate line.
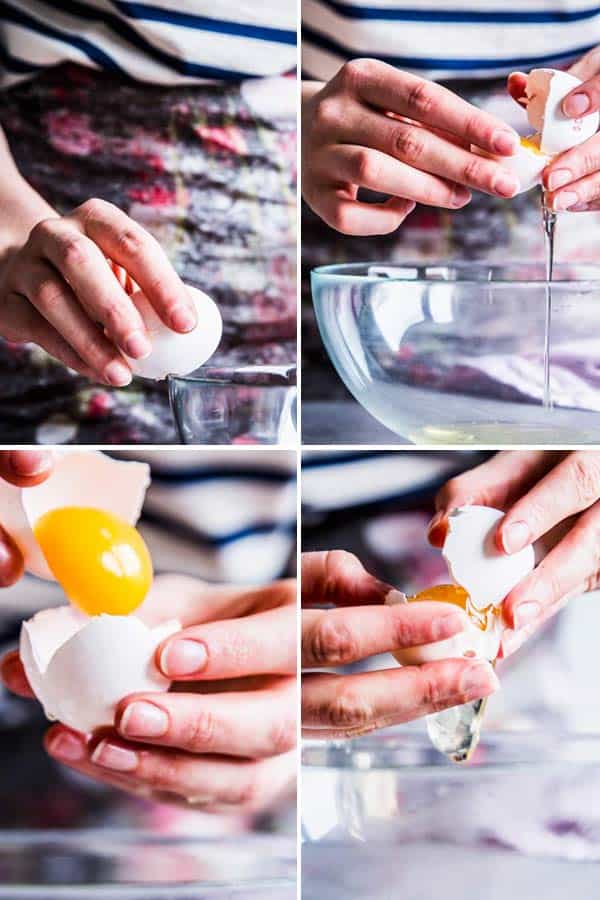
[34, 507, 153, 616]
[408, 583, 500, 632]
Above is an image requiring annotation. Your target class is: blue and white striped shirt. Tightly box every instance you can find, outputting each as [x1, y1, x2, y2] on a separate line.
[302, 1, 600, 81]
[0, 1, 297, 86]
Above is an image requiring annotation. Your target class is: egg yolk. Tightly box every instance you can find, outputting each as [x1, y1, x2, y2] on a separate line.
[520, 135, 544, 155]
[408, 584, 499, 632]
[34, 507, 153, 617]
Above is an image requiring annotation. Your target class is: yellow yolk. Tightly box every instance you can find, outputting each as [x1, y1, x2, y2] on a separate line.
[34, 507, 153, 616]
[520, 136, 544, 155]
[408, 583, 499, 632]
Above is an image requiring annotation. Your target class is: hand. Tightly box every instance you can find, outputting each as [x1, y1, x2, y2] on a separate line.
[429, 451, 600, 656]
[508, 51, 600, 211]
[301, 551, 498, 739]
[302, 59, 521, 235]
[1, 575, 296, 814]
[0, 198, 198, 385]
[0, 450, 53, 587]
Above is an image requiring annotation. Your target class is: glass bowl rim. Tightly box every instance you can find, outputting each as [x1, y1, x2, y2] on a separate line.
[168, 364, 297, 387]
[311, 260, 600, 289]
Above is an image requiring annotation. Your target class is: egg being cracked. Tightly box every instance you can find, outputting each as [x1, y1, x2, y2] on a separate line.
[473, 68, 599, 194]
[386, 505, 535, 666]
[123, 285, 222, 381]
[20, 608, 179, 733]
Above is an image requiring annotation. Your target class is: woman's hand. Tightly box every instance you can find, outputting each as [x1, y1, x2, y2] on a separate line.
[0, 575, 296, 814]
[301, 551, 498, 739]
[0, 198, 198, 385]
[302, 58, 521, 235]
[508, 50, 600, 211]
[0, 450, 53, 587]
[429, 451, 600, 656]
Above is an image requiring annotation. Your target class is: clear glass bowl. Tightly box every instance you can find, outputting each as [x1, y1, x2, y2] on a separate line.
[302, 730, 600, 899]
[311, 262, 600, 445]
[168, 365, 297, 445]
[0, 831, 296, 898]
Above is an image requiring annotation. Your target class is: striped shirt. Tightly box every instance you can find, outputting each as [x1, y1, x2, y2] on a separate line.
[302, 0, 600, 81]
[0, 0, 297, 87]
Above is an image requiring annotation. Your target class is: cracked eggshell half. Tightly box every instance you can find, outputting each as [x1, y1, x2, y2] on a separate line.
[443, 505, 535, 611]
[20, 607, 180, 733]
[0, 450, 150, 580]
[124, 285, 222, 381]
[472, 136, 551, 194]
[385, 590, 501, 665]
[525, 68, 599, 156]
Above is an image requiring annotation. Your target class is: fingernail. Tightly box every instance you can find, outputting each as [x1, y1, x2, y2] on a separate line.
[48, 731, 86, 763]
[492, 129, 519, 155]
[170, 307, 197, 333]
[493, 172, 520, 198]
[9, 450, 52, 476]
[160, 639, 207, 677]
[451, 187, 471, 208]
[104, 360, 132, 387]
[547, 169, 572, 191]
[514, 601, 541, 630]
[120, 701, 169, 739]
[461, 660, 500, 699]
[124, 330, 152, 360]
[91, 740, 138, 772]
[385, 589, 408, 606]
[553, 191, 579, 211]
[431, 610, 467, 641]
[564, 93, 590, 117]
[501, 520, 530, 554]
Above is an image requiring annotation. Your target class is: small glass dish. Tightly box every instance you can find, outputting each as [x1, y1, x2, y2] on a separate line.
[0, 831, 296, 898]
[302, 730, 600, 899]
[311, 261, 600, 445]
[168, 365, 297, 445]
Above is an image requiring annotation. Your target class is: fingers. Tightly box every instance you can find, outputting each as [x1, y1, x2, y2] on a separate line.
[301, 601, 468, 668]
[301, 550, 393, 608]
[157, 603, 296, 681]
[342, 59, 519, 155]
[497, 451, 600, 554]
[507, 71, 528, 106]
[313, 191, 415, 236]
[0, 449, 53, 486]
[315, 144, 471, 209]
[428, 451, 556, 547]
[0, 650, 33, 697]
[333, 108, 520, 198]
[302, 658, 499, 736]
[77, 198, 197, 333]
[28, 219, 150, 368]
[115, 677, 295, 759]
[564, 50, 600, 117]
[9, 260, 133, 386]
[45, 724, 295, 811]
[502, 499, 600, 630]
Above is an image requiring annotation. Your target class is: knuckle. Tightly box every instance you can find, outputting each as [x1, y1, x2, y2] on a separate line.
[313, 97, 341, 132]
[101, 299, 129, 334]
[56, 232, 88, 268]
[404, 79, 435, 118]
[568, 453, 600, 506]
[29, 217, 57, 245]
[182, 709, 215, 751]
[416, 667, 448, 713]
[393, 126, 425, 163]
[339, 58, 375, 89]
[34, 278, 64, 313]
[326, 687, 371, 730]
[352, 149, 380, 186]
[139, 751, 179, 790]
[77, 197, 111, 221]
[115, 226, 147, 260]
[462, 156, 489, 187]
[266, 717, 296, 756]
[305, 617, 358, 666]
[321, 550, 358, 601]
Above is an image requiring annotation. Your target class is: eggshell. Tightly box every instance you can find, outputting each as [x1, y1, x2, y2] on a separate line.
[20, 607, 180, 733]
[124, 285, 222, 381]
[525, 68, 600, 155]
[443, 506, 535, 611]
[472, 137, 551, 194]
[385, 590, 501, 665]
[0, 451, 150, 580]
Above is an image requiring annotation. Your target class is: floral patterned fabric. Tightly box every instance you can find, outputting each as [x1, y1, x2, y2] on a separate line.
[0, 64, 297, 443]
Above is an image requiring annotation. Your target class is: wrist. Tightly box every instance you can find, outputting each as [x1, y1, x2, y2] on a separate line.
[0, 176, 56, 268]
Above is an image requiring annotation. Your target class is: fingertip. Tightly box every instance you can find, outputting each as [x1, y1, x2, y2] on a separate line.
[0, 527, 25, 587]
[0, 650, 32, 697]
[0, 450, 54, 486]
[427, 511, 448, 548]
[563, 91, 592, 118]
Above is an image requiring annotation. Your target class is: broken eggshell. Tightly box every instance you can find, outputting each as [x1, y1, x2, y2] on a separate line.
[123, 285, 222, 381]
[473, 136, 551, 195]
[0, 450, 150, 580]
[385, 589, 501, 665]
[525, 68, 600, 156]
[20, 607, 180, 733]
[443, 505, 535, 611]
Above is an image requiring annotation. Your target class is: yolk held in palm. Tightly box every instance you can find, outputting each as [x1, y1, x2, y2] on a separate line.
[34, 507, 153, 616]
[408, 583, 499, 632]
